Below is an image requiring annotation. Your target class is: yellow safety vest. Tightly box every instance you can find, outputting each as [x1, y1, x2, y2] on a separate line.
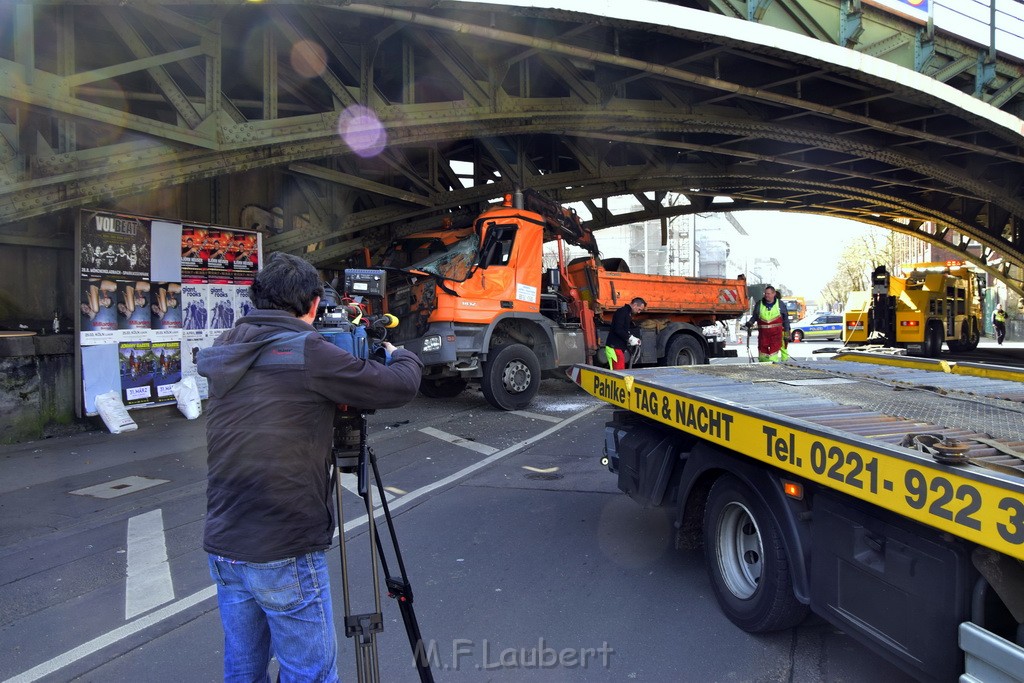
[758, 300, 782, 327]
[995, 310, 1006, 323]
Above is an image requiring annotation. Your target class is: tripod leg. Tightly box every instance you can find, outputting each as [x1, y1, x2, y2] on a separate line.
[366, 447, 435, 683]
[333, 460, 383, 683]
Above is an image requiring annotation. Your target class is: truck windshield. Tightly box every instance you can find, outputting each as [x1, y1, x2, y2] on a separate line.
[403, 232, 479, 282]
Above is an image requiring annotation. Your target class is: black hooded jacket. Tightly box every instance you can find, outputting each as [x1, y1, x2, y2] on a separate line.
[197, 309, 423, 562]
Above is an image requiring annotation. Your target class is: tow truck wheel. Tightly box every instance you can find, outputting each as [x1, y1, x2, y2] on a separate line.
[703, 475, 808, 633]
[966, 318, 981, 350]
[924, 323, 943, 358]
[419, 377, 468, 399]
[481, 343, 541, 410]
[664, 334, 705, 366]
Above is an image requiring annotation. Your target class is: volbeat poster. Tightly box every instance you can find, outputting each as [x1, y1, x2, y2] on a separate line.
[118, 340, 153, 406]
[150, 340, 182, 404]
[81, 211, 151, 279]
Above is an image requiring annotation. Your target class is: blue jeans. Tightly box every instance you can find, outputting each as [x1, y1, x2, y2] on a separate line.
[208, 551, 339, 683]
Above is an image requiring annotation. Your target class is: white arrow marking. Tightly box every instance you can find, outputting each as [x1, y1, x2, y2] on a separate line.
[125, 509, 174, 620]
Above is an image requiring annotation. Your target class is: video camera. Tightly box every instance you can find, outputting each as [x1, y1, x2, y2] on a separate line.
[315, 269, 396, 363]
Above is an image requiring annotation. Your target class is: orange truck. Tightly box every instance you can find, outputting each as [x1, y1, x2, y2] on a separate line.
[376, 189, 748, 410]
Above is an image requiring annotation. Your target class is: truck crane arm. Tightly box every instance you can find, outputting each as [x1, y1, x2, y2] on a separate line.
[520, 188, 599, 258]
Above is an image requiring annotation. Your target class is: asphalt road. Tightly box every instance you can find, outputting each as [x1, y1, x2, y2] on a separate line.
[0, 369, 915, 682]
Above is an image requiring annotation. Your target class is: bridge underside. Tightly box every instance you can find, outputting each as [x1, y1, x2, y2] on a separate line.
[2, 1, 1023, 292]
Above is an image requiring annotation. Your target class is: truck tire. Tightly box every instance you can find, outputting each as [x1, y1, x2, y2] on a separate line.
[924, 323, 943, 358]
[664, 334, 705, 366]
[481, 343, 541, 410]
[419, 377, 468, 398]
[966, 317, 981, 350]
[703, 475, 808, 632]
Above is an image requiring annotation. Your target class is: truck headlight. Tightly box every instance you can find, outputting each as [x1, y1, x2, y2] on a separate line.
[422, 335, 442, 353]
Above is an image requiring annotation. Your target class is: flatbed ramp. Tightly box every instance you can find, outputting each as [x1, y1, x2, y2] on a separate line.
[574, 359, 1024, 561]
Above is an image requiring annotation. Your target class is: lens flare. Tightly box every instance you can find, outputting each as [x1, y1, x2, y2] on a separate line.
[337, 105, 387, 158]
[291, 40, 327, 79]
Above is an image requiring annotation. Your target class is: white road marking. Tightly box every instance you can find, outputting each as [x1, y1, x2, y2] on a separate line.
[418, 427, 499, 455]
[125, 509, 175, 620]
[510, 410, 562, 423]
[8, 403, 603, 683]
[339, 471, 395, 504]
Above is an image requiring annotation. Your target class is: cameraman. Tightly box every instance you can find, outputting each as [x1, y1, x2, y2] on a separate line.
[197, 252, 422, 682]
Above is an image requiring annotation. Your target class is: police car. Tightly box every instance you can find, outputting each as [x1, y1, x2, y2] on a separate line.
[790, 313, 843, 342]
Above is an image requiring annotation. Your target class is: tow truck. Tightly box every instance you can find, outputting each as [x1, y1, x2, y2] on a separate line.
[573, 353, 1024, 681]
[844, 261, 984, 357]
[376, 189, 748, 410]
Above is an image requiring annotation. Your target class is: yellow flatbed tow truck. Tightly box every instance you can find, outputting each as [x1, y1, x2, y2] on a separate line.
[572, 357, 1024, 682]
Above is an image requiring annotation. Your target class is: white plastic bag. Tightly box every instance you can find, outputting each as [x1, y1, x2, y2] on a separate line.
[171, 376, 203, 420]
[94, 391, 138, 434]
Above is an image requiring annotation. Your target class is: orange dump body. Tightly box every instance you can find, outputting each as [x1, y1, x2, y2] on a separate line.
[565, 258, 748, 325]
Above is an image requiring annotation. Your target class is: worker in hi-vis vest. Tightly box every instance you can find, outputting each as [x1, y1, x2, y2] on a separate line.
[993, 305, 1007, 345]
[745, 285, 790, 362]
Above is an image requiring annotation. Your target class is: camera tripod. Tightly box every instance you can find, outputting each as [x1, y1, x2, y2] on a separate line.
[331, 410, 434, 683]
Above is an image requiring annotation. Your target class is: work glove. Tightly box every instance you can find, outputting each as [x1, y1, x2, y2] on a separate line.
[627, 334, 640, 347]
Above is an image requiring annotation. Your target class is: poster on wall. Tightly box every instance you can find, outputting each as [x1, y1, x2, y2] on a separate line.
[81, 212, 151, 279]
[208, 283, 236, 331]
[206, 229, 233, 284]
[150, 340, 182, 404]
[150, 282, 183, 332]
[80, 277, 119, 344]
[181, 225, 208, 284]
[181, 331, 212, 399]
[232, 233, 260, 284]
[118, 340, 153, 406]
[234, 285, 255, 320]
[181, 282, 209, 331]
[116, 279, 152, 331]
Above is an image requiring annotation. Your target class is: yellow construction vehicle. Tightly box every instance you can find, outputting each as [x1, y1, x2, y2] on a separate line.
[843, 261, 984, 356]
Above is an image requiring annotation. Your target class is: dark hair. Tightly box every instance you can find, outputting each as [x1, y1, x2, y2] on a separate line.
[249, 252, 324, 316]
[631, 297, 648, 307]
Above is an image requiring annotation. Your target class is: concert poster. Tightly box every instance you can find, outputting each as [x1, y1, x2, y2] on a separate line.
[150, 340, 182, 404]
[81, 212, 150, 279]
[118, 340, 153, 406]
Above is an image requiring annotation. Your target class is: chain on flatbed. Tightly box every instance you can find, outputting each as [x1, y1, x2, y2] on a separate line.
[573, 357, 1024, 560]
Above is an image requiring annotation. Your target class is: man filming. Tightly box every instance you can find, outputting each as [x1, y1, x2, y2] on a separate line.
[198, 252, 423, 682]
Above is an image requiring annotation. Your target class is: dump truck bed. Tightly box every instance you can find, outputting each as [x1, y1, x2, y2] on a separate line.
[573, 354, 1024, 560]
[566, 260, 747, 319]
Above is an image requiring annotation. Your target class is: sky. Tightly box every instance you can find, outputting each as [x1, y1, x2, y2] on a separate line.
[729, 212, 882, 299]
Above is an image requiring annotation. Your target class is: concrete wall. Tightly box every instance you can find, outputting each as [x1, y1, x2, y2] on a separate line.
[0, 334, 81, 444]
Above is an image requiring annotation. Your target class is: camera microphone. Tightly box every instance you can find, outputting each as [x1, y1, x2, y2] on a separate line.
[367, 313, 399, 328]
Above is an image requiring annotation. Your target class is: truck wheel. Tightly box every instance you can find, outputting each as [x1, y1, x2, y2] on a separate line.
[419, 377, 468, 398]
[966, 318, 981, 350]
[924, 323, 943, 357]
[703, 475, 808, 633]
[664, 334, 705, 366]
[481, 343, 540, 410]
